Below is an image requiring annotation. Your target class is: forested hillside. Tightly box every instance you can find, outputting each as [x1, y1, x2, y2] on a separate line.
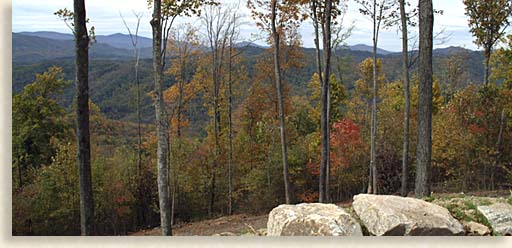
[13, 32, 485, 123]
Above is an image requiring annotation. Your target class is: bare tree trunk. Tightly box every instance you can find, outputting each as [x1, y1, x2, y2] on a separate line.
[271, 0, 291, 204]
[399, 0, 411, 197]
[370, 0, 379, 195]
[150, 0, 171, 235]
[320, 0, 333, 203]
[311, 1, 326, 202]
[171, 66, 184, 225]
[228, 43, 234, 215]
[415, 0, 433, 198]
[121, 11, 145, 228]
[484, 48, 490, 85]
[74, 0, 94, 236]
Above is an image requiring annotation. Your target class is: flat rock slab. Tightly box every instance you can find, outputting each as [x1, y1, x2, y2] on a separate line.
[352, 194, 464, 236]
[267, 203, 362, 236]
[477, 203, 512, 236]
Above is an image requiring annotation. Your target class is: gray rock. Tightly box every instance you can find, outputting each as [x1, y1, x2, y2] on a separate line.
[463, 221, 491, 236]
[352, 194, 464, 236]
[477, 203, 512, 236]
[267, 203, 362, 236]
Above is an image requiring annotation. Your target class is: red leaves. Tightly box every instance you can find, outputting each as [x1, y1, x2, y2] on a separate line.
[299, 190, 318, 203]
[330, 118, 364, 170]
[468, 123, 486, 134]
[306, 118, 364, 177]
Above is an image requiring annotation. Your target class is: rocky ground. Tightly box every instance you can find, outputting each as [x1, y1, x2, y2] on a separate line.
[129, 191, 512, 236]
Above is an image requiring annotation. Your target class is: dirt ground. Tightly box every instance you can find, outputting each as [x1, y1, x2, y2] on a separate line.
[128, 190, 510, 236]
[129, 214, 268, 236]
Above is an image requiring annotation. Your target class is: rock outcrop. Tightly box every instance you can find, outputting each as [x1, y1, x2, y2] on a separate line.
[267, 203, 362, 236]
[352, 194, 464, 236]
[477, 203, 512, 236]
[463, 221, 491, 236]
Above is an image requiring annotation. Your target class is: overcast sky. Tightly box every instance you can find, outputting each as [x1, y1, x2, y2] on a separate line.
[13, 0, 481, 52]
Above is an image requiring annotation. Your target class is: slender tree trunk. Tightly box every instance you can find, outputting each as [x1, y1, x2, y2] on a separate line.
[121, 12, 145, 228]
[320, 0, 333, 203]
[415, 0, 434, 198]
[135, 51, 145, 227]
[209, 53, 220, 218]
[271, 0, 291, 204]
[399, 0, 411, 197]
[171, 71, 184, 225]
[134, 24, 145, 230]
[484, 48, 490, 85]
[311, 1, 326, 202]
[370, 0, 378, 195]
[74, 0, 94, 236]
[228, 44, 234, 215]
[150, 0, 171, 235]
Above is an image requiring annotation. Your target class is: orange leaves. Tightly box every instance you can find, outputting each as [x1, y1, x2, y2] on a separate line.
[330, 118, 365, 170]
[468, 123, 486, 134]
[305, 118, 365, 177]
[298, 190, 319, 203]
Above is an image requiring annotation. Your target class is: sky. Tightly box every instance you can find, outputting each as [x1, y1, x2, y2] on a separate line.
[12, 0, 480, 52]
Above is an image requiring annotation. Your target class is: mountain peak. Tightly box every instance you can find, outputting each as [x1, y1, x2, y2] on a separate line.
[344, 44, 392, 55]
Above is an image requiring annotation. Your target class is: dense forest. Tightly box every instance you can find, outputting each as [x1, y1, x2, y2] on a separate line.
[12, 0, 512, 236]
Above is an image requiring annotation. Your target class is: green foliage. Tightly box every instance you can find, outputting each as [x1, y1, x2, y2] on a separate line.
[12, 141, 80, 235]
[308, 73, 347, 125]
[12, 66, 71, 188]
[463, 0, 512, 53]
[491, 34, 512, 86]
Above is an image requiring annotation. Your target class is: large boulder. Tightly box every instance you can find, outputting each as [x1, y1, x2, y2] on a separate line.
[267, 203, 362, 236]
[352, 194, 464, 236]
[477, 203, 512, 236]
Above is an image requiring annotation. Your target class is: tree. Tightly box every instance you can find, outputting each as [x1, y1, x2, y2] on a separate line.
[247, 0, 304, 204]
[74, 0, 94, 235]
[55, 1, 96, 235]
[149, 0, 216, 235]
[308, 0, 337, 203]
[201, 4, 235, 216]
[164, 23, 201, 224]
[226, 9, 243, 215]
[271, 0, 290, 204]
[491, 34, 512, 87]
[415, 0, 434, 198]
[120, 10, 146, 229]
[463, 0, 512, 85]
[356, 0, 396, 194]
[398, 0, 410, 196]
[12, 67, 71, 190]
[149, 0, 172, 235]
[54, 4, 97, 235]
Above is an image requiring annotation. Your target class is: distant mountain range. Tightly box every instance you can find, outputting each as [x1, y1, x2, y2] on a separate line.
[13, 31, 412, 63]
[18, 31, 154, 49]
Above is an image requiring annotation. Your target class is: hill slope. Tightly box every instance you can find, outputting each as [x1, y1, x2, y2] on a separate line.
[12, 31, 485, 124]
